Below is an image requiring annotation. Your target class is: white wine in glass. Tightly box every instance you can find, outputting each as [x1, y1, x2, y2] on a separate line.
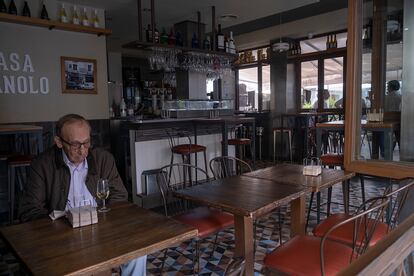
[97, 179, 110, 212]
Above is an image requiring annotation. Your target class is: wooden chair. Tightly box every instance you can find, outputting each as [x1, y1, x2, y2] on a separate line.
[264, 196, 389, 276]
[312, 179, 414, 247]
[156, 163, 234, 274]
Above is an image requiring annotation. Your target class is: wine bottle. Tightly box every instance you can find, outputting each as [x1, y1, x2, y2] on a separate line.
[333, 34, 337, 48]
[59, 3, 68, 23]
[40, 4, 49, 20]
[168, 28, 176, 45]
[92, 9, 99, 28]
[175, 31, 183, 46]
[22, 1, 30, 17]
[81, 7, 89, 26]
[203, 35, 211, 50]
[216, 24, 225, 52]
[72, 5, 80, 24]
[146, 24, 151, 42]
[154, 25, 160, 43]
[191, 32, 199, 48]
[160, 27, 168, 44]
[225, 35, 229, 53]
[0, 0, 7, 13]
[8, 0, 17, 15]
[228, 31, 236, 54]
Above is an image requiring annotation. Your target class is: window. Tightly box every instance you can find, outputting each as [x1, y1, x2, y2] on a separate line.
[238, 67, 258, 111]
[301, 60, 318, 109]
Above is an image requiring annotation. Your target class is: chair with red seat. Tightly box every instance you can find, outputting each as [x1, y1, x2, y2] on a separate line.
[264, 196, 389, 276]
[166, 128, 208, 175]
[156, 163, 234, 274]
[7, 154, 34, 223]
[227, 124, 252, 161]
[312, 179, 414, 248]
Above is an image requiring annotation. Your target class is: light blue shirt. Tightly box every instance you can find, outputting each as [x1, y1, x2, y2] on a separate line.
[62, 151, 96, 209]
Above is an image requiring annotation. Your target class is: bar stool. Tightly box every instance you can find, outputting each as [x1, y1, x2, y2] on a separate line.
[227, 124, 252, 161]
[166, 129, 208, 174]
[273, 128, 292, 163]
[7, 155, 34, 223]
[305, 153, 366, 230]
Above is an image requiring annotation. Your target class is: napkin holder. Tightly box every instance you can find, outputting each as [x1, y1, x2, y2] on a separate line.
[67, 205, 98, 228]
[303, 165, 322, 176]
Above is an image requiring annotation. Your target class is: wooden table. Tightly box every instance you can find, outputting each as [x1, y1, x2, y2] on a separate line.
[316, 120, 399, 160]
[0, 124, 44, 153]
[0, 203, 197, 275]
[174, 164, 355, 275]
[174, 174, 312, 275]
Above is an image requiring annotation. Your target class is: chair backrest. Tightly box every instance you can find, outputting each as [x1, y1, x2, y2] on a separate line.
[156, 163, 208, 217]
[209, 156, 252, 179]
[382, 178, 414, 230]
[165, 128, 192, 150]
[320, 196, 390, 276]
[223, 257, 245, 276]
[230, 124, 248, 139]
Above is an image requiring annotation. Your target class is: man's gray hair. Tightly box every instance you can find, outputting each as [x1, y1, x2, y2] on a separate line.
[56, 114, 91, 137]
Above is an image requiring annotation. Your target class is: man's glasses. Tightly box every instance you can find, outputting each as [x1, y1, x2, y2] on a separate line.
[59, 136, 92, 150]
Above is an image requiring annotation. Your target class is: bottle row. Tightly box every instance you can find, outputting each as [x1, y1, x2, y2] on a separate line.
[0, 0, 101, 28]
[145, 23, 237, 54]
[326, 34, 338, 49]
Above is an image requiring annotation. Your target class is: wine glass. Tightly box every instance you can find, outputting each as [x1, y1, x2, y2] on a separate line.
[96, 179, 110, 212]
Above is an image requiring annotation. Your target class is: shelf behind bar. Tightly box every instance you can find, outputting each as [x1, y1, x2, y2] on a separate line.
[122, 40, 238, 59]
[0, 12, 112, 36]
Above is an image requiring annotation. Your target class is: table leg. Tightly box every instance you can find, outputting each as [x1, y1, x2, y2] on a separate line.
[384, 129, 393, 161]
[222, 122, 228, 157]
[290, 196, 306, 237]
[316, 127, 322, 158]
[234, 215, 254, 276]
[251, 120, 256, 168]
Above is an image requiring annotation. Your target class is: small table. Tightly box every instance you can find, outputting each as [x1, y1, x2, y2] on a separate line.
[174, 174, 312, 275]
[316, 120, 398, 160]
[0, 124, 44, 153]
[0, 203, 197, 275]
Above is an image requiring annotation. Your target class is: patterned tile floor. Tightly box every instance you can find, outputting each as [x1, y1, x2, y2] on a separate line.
[0, 163, 392, 276]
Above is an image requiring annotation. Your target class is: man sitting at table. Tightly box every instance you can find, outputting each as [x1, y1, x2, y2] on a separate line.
[19, 113, 146, 276]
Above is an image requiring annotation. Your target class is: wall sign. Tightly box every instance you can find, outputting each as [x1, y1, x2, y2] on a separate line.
[0, 51, 49, 94]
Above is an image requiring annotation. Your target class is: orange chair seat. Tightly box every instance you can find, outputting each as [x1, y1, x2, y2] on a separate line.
[227, 138, 251, 146]
[7, 155, 34, 166]
[172, 144, 206, 155]
[264, 235, 356, 276]
[320, 153, 344, 166]
[312, 213, 389, 247]
[174, 206, 234, 238]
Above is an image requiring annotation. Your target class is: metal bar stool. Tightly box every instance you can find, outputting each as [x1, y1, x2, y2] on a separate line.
[7, 155, 34, 224]
[227, 124, 252, 162]
[273, 128, 292, 163]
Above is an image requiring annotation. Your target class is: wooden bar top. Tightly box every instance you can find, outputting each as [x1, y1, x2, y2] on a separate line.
[244, 164, 355, 192]
[0, 203, 197, 276]
[174, 175, 311, 218]
[0, 124, 43, 133]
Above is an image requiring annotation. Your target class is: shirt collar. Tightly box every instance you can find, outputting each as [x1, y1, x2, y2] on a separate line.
[62, 149, 88, 171]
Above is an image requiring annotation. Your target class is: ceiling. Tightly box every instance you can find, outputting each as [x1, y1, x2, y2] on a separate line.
[75, 0, 320, 51]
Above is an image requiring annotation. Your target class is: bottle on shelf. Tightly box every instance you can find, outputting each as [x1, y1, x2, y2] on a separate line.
[92, 9, 99, 28]
[228, 31, 236, 54]
[333, 34, 337, 48]
[40, 3, 49, 20]
[175, 31, 183, 46]
[59, 3, 68, 23]
[81, 7, 89, 26]
[146, 24, 151, 42]
[216, 24, 225, 52]
[168, 28, 176, 45]
[203, 35, 211, 50]
[160, 27, 168, 44]
[0, 0, 6, 13]
[191, 32, 199, 48]
[72, 5, 80, 25]
[225, 35, 229, 53]
[154, 25, 160, 43]
[22, 1, 30, 17]
[326, 35, 331, 50]
[8, 0, 17, 15]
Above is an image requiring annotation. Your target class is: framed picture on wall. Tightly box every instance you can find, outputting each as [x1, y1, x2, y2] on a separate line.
[61, 57, 97, 94]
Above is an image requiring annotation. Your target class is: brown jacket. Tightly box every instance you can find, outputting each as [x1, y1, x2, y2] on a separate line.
[19, 146, 128, 222]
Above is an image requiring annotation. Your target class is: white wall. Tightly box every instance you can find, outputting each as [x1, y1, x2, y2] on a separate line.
[0, 1, 109, 123]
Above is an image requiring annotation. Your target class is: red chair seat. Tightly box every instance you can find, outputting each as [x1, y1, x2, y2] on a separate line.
[320, 153, 344, 166]
[7, 155, 34, 166]
[172, 144, 206, 155]
[173, 206, 234, 238]
[227, 138, 251, 146]
[264, 235, 355, 276]
[312, 213, 389, 247]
